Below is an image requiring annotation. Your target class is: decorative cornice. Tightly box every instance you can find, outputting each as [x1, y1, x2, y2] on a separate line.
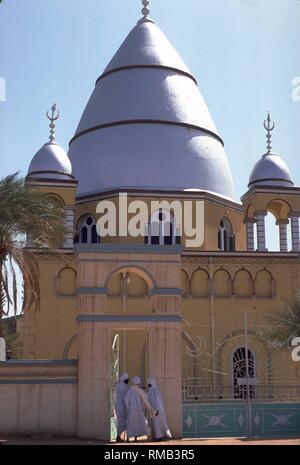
[182, 253, 299, 265]
[75, 188, 242, 210]
[0, 379, 77, 385]
[241, 185, 300, 203]
[77, 287, 108, 295]
[74, 244, 182, 255]
[0, 359, 78, 367]
[77, 314, 183, 323]
[150, 288, 182, 296]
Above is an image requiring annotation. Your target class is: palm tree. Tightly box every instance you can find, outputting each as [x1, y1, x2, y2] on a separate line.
[265, 293, 300, 348]
[0, 173, 65, 337]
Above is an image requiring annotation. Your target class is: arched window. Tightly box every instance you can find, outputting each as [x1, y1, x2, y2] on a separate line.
[218, 218, 235, 251]
[58, 268, 77, 296]
[146, 209, 180, 246]
[232, 347, 256, 399]
[75, 215, 100, 244]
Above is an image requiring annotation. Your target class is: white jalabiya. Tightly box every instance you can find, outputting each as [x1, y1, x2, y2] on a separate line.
[125, 380, 157, 439]
[148, 378, 172, 439]
[114, 374, 129, 437]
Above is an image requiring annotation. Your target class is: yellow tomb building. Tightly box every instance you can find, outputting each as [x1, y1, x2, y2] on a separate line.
[1, 3, 300, 440]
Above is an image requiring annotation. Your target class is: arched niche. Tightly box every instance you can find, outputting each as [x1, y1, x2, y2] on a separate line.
[63, 333, 78, 359]
[106, 267, 153, 314]
[213, 269, 231, 298]
[191, 268, 209, 298]
[255, 269, 273, 298]
[127, 272, 148, 297]
[234, 269, 252, 298]
[107, 273, 122, 297]
[57, 267, 77, 296]
[107, 271, 149, 298]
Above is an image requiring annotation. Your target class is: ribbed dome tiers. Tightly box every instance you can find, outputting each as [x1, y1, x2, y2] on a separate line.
[68, 17, 235, 199]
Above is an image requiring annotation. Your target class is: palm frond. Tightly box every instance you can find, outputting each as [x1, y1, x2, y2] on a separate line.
[264, 296, 300, 347]
[0, 172, 67, 320]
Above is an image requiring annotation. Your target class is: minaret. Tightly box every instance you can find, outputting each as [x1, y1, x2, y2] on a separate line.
[26, 104, 78, 249]
[242, 112, 299, 253]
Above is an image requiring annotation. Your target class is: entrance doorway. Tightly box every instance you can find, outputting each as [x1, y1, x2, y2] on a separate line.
[110, 329, 149, 441]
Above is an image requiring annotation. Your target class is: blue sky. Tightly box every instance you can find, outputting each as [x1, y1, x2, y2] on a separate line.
[0, 0, 299, 249]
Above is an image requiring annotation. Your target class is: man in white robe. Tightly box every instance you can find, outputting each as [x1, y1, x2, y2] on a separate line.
[125, 376, 158, 441]
[114, 373, 129, 442]
[147, 377, 172, 441]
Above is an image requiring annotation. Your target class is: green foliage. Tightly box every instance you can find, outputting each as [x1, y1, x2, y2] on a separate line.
[0, 173, 65, 324]
[264, 293, 300, 348]
[1, 318, 23, 359]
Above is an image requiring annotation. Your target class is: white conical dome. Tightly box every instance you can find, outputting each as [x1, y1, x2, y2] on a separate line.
[27, 141, 73, 181]
[248, 151, 294, 188]
[68, 18, 235, 199]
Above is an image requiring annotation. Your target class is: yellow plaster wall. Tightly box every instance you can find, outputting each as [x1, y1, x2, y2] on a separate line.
[75, 195, 245, 252]
[22, 255, 78, 359]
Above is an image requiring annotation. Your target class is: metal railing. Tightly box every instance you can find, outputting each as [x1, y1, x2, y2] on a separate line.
[182, 381, 300, 403]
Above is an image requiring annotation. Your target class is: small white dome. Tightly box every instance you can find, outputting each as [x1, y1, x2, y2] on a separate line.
[248, 152, 294, 188]
[27, 142, 73, 181]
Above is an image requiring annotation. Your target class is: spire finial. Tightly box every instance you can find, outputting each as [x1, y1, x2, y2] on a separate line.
[141, 0, 150, 18]
[46, 103, 60, 142]
[263, 111, 275, 154]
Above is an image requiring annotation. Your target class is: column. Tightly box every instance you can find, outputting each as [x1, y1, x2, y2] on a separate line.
[77, 322, 111, 440]
[276, 219, 289, 252]
[149, 323, 182, 438]
[244, 219, 256, 252]
[255, 211, 268, 251]
[289, 213, 300, 252]
[64, 207, 74, 248]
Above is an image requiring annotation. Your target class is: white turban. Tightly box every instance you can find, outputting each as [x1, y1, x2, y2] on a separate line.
[120, 373, 129, 382]
[147, 377, 156, 387]
[132, 376, 141, 385]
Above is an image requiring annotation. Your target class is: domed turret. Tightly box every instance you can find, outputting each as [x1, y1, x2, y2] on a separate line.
[68, 12, 235, 199]
[248, 113, 294, 188]
[27, 104, 73, 181]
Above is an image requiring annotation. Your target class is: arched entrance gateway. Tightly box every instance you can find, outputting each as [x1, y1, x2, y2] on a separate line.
[75, 244, 183, 440]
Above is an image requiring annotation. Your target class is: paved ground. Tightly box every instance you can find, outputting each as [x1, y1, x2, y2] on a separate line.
[1, 436, 300, 445]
